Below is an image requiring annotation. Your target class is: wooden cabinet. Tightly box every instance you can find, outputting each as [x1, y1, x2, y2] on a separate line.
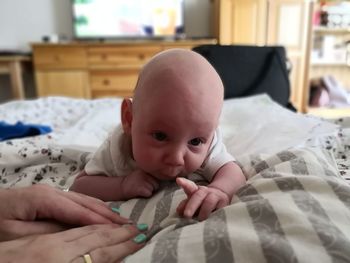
[32, 40, 215, 99]
[213, 0, 314, 112]
[86, 45, 162, 98]
[34, 46, 87, 69]
[36, 71, 90, 98]
[267, 0, 314, 113]
[213, 0, 268, 45]
[33, 45, 89, 98]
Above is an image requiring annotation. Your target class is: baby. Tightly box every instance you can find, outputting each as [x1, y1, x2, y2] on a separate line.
[70, 49, 246, 221]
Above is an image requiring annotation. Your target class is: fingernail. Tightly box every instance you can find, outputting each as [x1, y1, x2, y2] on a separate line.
[136, 223, 148, 231]
[133, 233, 147, 244]
[111, 207, 120, 214]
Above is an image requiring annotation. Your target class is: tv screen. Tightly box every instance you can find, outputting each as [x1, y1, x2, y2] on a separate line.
[72, 0, 185, 39]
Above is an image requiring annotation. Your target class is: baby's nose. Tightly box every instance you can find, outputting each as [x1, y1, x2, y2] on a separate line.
[164, 147, 185, 166]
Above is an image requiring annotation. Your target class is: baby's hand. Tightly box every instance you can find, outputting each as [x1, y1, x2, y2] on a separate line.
[176, 177, 230, 221]
[121, 170, 159, 199]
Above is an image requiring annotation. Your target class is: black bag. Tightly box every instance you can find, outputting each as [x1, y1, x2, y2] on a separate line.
[192, 45, 295, 111]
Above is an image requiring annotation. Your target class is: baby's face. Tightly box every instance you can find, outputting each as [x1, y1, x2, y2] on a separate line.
[131, 93, 217, 180]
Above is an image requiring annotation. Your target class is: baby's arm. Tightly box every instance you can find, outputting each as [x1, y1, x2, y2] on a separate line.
[176, 162, 246, 221]
[70, 169, 160, 202]
[208, 161, 246, 200]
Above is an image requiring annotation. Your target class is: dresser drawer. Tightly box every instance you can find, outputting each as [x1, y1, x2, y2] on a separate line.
[91, 89, 134, 99]
[36, 71, 90, 98]
[33, 46, 87, 70]
[87, 46, 161, 69]
[90, 70, 138, 97]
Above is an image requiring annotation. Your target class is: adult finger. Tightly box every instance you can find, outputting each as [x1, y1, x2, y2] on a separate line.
[176, 177, 198, 197]
[39, 190, 131, 226]
[0, 219, 68, 241]
[90, 239, 145, 263]
[54, 224, 120, 242]
[25, 184, 127, 225]
[61, 190, 132, 224]
[68, 224, 145, 260]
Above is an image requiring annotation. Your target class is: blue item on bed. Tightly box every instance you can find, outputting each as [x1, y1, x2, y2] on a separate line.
[0, 121, 52, 141]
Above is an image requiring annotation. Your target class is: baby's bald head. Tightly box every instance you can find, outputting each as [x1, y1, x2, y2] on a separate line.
[133, 49, 223, 111]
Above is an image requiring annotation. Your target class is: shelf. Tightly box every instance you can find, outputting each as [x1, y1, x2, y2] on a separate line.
[311, 60, 350, 66]
[307, 107, 350, 118]
[313, 26, 350, 34]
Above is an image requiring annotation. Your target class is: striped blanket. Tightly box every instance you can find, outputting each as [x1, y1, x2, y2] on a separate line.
[120, 146, 350, 263]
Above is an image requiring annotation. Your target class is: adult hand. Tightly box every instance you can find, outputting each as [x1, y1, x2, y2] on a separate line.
[0, 184, 132, 241]
[0, 224, 146, 263]
[122, 170, 159, 199]
[176, 177, 229, 221]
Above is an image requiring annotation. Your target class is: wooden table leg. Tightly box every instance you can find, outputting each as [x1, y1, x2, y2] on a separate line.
[9, 60, 25, 99]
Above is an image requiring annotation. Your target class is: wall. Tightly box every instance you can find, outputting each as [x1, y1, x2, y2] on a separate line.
[0, 0, 213, 51]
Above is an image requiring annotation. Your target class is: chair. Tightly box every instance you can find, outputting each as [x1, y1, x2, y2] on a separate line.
[192, 45, 295, 111]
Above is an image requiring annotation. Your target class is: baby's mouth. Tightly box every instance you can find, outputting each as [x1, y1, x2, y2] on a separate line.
[156, 168, 183, 180]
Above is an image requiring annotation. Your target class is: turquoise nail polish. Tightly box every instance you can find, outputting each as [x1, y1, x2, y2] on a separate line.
[133, 233, 147, 244]
[136, 223, 148, 231]
[111, 207, 120, 214]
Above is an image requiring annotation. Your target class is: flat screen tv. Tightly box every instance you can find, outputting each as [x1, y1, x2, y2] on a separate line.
[72, 0, 185, 40]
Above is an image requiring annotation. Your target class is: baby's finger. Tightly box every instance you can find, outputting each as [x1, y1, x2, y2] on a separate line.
[146, 176, 160, 191]
[198, 193, 219, 221]
[137, 185, 153, 197]
[176, 177, 198, 197]
[217, 198, 229, 210]
[183, 187, 208, 218]
[176, 199, 188, 216]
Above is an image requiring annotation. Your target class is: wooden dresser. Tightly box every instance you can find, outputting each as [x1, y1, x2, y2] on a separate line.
[32, 40, 216, 99]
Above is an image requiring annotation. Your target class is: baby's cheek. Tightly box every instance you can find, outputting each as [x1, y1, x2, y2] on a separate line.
[186, 155, 206, 173]
[134, 150, 149, 164]
[134, 147, 157, 168]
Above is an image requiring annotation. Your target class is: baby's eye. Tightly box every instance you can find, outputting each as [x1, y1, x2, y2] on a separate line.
[152, 132, 167, 141]
[189, 138, 203, 146]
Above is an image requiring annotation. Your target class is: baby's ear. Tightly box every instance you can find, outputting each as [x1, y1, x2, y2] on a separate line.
[121, 98, 133, 134]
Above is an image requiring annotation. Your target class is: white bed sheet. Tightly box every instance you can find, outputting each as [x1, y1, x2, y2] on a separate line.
[0, 94, 338, 154]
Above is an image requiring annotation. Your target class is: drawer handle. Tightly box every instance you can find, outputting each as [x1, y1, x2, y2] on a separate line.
[139, 54, 145, 60]
[101, 54, 107, 60]
[103, 79, 110, 86]
[54, 55, 60, 62]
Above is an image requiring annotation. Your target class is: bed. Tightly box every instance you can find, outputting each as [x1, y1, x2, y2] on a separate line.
[1, 94, 350, 262]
